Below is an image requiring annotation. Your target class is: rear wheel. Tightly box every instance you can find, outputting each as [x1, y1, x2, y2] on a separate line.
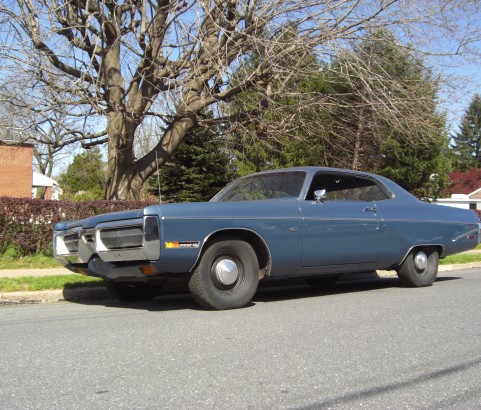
[397, 247, 439, 287]
[188, 239, 259, 310]
[105, 281, 160, 302]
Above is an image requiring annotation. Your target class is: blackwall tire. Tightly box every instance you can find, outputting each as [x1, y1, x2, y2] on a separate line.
[105, 281, 160, 302]
[188, 239, 259, 310]
[397, 247, 439, 287]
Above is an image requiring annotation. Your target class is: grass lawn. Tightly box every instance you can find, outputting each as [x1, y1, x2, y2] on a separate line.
[0, 275, 104, 292]
[0, 254, 60, 270]
[0, 252, 104, 292]
[440, 253, 481, 265]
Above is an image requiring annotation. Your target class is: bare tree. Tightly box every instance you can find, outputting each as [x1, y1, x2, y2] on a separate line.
[1, 0, 480, 199]
[0, 76, 103, 179]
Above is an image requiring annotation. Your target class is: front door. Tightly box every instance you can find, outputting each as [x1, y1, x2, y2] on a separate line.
[298, 171, 389, 273]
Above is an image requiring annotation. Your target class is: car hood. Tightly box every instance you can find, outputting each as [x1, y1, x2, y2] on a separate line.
[54, 209, 145, 231]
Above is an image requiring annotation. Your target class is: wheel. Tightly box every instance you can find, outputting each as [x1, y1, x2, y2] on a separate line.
[306, 275, 340, 287]
[397, 247, 438, 287]
[188, 239, 259, 310]
[105, 281, 160, 302]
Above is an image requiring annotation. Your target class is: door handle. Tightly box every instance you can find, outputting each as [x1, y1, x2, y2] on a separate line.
[363, 207, 377, 213]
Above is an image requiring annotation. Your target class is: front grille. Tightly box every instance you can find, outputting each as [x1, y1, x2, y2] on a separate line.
[63, 233, 79, 253]
[82, 233, 94, 243]
[99, 226, 143, 250]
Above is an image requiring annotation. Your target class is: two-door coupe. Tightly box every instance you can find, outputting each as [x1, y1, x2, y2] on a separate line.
[54, 167, 480, 309]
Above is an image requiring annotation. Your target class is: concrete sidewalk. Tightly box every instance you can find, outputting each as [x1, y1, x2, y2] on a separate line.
[0, 267, 72, 278]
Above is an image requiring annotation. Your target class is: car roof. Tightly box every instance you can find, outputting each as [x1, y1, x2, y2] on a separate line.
[245, 166, 417, 201]
[249, 166, 380, 178]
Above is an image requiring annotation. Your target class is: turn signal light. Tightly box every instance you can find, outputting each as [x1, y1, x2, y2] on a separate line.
[139, 265, 156, 275]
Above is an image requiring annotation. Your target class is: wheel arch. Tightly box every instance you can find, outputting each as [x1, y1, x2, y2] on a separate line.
[397, 244, 444, 269]
[192, 228, 272, 279]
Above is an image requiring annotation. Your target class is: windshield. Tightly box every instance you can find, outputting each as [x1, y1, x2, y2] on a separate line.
[211, 171, 306, 202]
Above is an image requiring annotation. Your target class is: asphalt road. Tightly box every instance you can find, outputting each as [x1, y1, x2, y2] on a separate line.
[1, 270, 481, 410]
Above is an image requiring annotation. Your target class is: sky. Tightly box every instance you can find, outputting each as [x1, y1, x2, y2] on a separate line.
[440, 64, 481, 134]
[1, 0, 481, 176]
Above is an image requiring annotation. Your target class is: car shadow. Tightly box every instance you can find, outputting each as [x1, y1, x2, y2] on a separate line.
[65, 275, 461, 312]
[254, 275, 460, 304]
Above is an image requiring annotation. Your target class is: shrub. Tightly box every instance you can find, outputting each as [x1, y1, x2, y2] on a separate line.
[0, 197, 157, 256]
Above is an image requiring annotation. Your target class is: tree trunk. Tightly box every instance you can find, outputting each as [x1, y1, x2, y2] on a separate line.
[104, 111, 138, 200]
[352, 105, 366, 170]
[104, 113, 195, 200]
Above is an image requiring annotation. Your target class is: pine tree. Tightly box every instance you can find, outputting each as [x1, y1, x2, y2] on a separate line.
[228, 28, 450, 197]
[147, 119, 235, 203]
[452, 94, 481, 170]
[227, 26, 331, 176]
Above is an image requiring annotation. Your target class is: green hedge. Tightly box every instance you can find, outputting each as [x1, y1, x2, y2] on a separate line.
[0, 197, 157, 256]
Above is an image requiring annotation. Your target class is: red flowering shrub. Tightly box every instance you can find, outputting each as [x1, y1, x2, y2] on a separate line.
[0, 197, 157, 256]
[440, 169, 481, 197]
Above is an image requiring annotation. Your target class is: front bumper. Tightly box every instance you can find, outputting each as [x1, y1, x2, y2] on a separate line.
[53, 216, 161, 278]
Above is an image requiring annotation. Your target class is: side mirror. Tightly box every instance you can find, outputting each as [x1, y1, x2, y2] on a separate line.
[314, 189, 326, 204]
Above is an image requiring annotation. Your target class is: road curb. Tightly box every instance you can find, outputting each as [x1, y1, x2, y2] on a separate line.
[0, 287, 110, 305]
[1, 262, 481, 305]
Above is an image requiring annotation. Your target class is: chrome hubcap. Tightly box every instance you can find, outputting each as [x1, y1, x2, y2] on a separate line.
[414, 251, 428, 270]
[214, 258, 239, 286]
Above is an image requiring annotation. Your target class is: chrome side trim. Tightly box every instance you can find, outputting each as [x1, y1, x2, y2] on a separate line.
[161, 216, 303, 221]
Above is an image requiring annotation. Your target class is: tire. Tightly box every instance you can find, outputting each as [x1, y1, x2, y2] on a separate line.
[105, 281, 160, 302]
[306, 275, 340, 287]
[397, 247, 439, 287]
[188, 239, 259, 310]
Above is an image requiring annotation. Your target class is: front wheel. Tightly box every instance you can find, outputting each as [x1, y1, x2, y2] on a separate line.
[397, 247, 439, 287]
[105, 281, 160, 302]
[188, 239, 259, 310]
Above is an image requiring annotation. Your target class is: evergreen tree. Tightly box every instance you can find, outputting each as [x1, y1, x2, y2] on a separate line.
[381, 134, 451, 199]
[227, 26, 332, 176]
[326, 30, 448, 175]
[452, 94, 481, 170]
[59, 148, 106, 200]
[147, 119, 235, 203]
[228, 28, 450, 197]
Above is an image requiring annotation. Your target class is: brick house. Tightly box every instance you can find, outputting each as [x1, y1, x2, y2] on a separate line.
[0, 136, 34, 198]
[0, 135, 60, 199]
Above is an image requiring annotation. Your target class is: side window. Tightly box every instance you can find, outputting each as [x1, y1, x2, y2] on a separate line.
[306, 173, 390, 201]
[219, 171, 306, 201]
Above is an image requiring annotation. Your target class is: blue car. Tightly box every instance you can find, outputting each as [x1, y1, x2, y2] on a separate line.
[53, 167, 480, 309]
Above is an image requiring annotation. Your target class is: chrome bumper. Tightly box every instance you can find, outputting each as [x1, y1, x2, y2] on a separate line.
[53, 216, 161, 266]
